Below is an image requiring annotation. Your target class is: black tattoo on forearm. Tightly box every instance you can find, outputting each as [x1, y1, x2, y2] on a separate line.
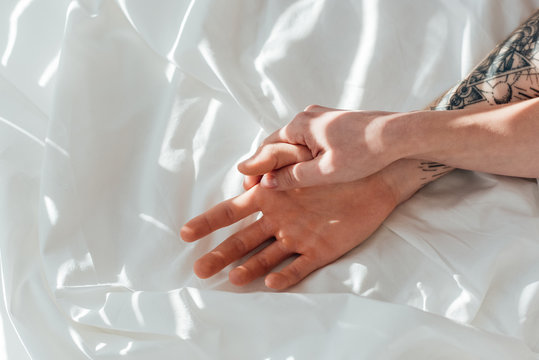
[418, 10, 539, 185]
[433, 10, 539, 110]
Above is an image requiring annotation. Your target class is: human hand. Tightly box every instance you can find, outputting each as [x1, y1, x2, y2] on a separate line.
[238, 105, 406, 191]
[180, 169, 400, 290]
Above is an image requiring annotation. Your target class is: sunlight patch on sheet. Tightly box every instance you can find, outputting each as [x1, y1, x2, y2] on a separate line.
[158, 148, 187, 173]
[254, 0, 325, 120]
[158, 95, 194, 173]
[416, 281, 428, 311]
[131, 291, 145, 326]
[2, 0, 33, 66]
[99, 302, 112, 326]
[38, 51, 61, 87]
[169, 292, 194, 340]
[0, 116, 44, 146]
[445, 274, 476, 322]
[411, 12, 448, 97]
[343, 263, 368, 293]
[139, 213, 175, 236]
[186, 287, 205, 310]
[119, 341, 133, 356]
[43, 195, 58, 226]
[519, 281, 539, 319]
[56, 253, 94, 289]
[338, 0, 378, 108]
[165, 62, 177, 83]
[45, 137, 70, 158]
[192, 98, 221, 178]
[166, 0, 196, 60]
[117, 266, 132, 288]
[71, 308, 90, 322]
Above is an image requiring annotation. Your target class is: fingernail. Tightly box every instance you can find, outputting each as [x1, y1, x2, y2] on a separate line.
[265, 273, 287, 290]
[264, 277, 274, 288]
[261, 174, 277, 188]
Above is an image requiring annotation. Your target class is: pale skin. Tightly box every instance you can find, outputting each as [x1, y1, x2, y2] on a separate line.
[240, 98, 539, 191]
[181, 11, 539, 290]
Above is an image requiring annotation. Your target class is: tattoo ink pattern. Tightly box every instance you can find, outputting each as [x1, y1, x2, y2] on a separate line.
[418, 162, 453, 182]
[418, 11, 539, 185]
[433, 10, 539, 110]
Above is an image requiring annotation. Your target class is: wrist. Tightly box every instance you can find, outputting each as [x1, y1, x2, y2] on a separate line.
[400, 108, 478, 165]
[376, 159, 425, 205]
[377, 157, 455, 205]
[377, 111, 426, 164]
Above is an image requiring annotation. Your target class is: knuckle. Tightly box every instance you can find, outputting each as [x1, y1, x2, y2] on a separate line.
[286, 263, 302, 282]
[268, 145, 281, 168]
[280, 168, 297, 187]
[201, 214, 215, 232]
[254, 255, 272, 272]
[223, 204, 236, 222]
[228, 235, 248, 255]
[276, 237, 292, 253]
[303, 104, 320, 112]
[275, 230, 296, 251]
[293, 111, 312, 125]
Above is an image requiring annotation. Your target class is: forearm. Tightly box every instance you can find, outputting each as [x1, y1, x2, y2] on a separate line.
[382, 10, 539, 203]
[393, 98, 539, 178]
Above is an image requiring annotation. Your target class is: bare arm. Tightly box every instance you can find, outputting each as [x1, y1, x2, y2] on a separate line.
[386, 98, 539, 178]
[239, 10, 539, 191]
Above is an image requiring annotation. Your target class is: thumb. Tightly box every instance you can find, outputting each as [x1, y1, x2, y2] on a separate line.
[260, 157, 328, 190]
[238, 143, 313, 176]
[242, 175, 262, 190]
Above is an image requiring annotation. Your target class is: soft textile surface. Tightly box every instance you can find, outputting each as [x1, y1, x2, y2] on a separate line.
[1, 1, 539, 358]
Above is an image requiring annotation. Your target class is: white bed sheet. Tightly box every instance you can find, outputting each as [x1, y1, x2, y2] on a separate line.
[1, 0, 539, 359]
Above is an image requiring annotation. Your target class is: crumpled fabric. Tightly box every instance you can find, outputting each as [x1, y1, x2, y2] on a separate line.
[1, 0, 539, 359]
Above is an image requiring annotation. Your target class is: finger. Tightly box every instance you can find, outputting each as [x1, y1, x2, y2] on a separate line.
[194, 217, 273, 279]
[180, 186, 258, 242]
[243, 175, 262, 190]
[228, 241, 293, 286]
[264, 255, 320, 290]
[260, 156, 330, 190]
[238, 143, 312, 176]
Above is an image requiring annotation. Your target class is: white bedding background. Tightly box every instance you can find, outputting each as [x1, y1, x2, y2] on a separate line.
[1, 0, 539, 359]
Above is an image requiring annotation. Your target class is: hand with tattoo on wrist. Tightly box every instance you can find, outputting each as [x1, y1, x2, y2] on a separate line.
[240, 10, 539, 190]
[239, 98, 539, 191]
